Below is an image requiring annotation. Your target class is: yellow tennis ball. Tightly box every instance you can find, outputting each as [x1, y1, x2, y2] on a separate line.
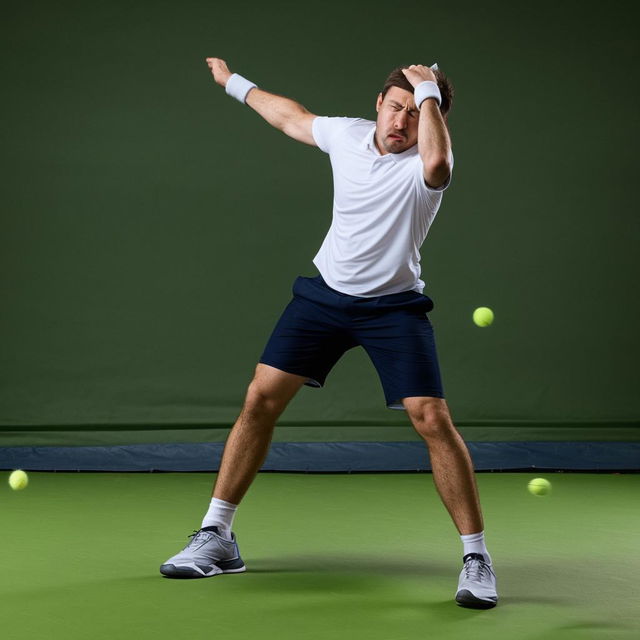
[9, 469, 29, 491]
[473, 307, 494, 327]
[528, 477, 551, 496]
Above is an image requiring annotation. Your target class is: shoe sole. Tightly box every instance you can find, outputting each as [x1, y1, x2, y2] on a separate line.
[160, 559, 246, 579]
[455, 589, 497, 609]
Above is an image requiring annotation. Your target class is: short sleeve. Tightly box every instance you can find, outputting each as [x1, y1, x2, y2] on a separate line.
[418, 149, 455, 193]
[312, 116, 358, 154]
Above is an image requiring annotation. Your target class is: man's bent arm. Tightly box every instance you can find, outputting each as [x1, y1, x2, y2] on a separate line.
[245, 88, 317, 146]
[418, 99, 452, 188]
[205, 57, 317, 146]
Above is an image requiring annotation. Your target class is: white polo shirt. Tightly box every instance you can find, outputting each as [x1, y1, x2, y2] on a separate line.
[311, 116, 453, 297]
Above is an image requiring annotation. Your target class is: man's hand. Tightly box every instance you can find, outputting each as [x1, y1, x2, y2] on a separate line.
[401, 64, 436, 89]
[205, 57, 233, 88]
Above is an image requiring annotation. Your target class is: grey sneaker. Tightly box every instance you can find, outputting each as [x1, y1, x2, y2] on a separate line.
[160, 526, 246, 579]
[455, 553, 498, 609]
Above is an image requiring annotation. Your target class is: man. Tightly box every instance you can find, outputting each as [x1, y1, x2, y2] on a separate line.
[159, 58, 498, 609]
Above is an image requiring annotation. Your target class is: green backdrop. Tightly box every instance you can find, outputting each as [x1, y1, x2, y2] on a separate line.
[1, 0, 638, 445]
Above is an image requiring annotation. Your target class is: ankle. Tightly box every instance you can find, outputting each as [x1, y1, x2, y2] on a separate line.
[201, 497, 237, 540]
[460, 530, 492, 565]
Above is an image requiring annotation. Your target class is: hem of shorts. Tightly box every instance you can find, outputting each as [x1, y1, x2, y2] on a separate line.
[387, 391, 445, 411]
[258, 359, 323, 388]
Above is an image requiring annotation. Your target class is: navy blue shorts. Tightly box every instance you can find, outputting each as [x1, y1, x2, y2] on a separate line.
[259, 275, 444, 410]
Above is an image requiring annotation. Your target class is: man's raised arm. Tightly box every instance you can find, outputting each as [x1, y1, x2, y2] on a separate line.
[206, 57, 317, 147]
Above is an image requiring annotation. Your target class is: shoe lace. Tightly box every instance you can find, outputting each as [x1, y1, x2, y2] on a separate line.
[464, 558, 489, 581]
[184, 529, 210, 548]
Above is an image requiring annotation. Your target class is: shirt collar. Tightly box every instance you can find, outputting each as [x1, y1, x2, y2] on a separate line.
[361, 124, 419, 162]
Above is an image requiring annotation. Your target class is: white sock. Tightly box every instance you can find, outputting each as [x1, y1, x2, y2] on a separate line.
[460, 530, 492, 565]
[201, 497, 237, 540]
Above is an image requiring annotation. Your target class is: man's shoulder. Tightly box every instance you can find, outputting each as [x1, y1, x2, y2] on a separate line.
[314, 116, 373, 131]
[312, 117, 374, 153]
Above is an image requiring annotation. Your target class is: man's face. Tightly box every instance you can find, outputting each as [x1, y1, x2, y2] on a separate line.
[374, 86, 419, 155]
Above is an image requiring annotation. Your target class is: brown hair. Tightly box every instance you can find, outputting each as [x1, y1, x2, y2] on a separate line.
[381, 65, 454, 120]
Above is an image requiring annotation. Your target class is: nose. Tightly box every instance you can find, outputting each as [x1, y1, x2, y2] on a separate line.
[394, 110, 409, 129]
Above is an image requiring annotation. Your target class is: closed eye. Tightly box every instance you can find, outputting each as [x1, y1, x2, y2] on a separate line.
[390, 104, 417, 117]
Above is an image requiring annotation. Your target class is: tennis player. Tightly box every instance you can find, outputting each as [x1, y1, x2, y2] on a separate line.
[160, 57, 498, 609]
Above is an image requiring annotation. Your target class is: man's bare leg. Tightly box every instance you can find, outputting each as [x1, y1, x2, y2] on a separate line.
[212, 363, 308, 505]
[402, 397, 498, 607]
[402, 396, 484, 535]
[159, 364, 308, 579]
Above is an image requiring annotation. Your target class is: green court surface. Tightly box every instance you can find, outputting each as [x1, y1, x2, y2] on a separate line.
[2, 471, 638, 640]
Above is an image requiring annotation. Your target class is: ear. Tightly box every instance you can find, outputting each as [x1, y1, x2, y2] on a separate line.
[376, 92, 383, 112]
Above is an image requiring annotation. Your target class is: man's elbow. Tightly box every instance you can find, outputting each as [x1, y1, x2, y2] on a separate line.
[423, 158, 451, 189]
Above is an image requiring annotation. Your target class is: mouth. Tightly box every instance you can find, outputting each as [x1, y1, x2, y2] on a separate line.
[389, 134, 404, 141]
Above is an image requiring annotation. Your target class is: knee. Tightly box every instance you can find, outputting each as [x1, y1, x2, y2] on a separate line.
[243, 382, 287, 418]
[404, 399, 455, 441]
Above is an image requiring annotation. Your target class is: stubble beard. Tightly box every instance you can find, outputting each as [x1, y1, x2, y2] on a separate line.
[384, 135, 408, 154]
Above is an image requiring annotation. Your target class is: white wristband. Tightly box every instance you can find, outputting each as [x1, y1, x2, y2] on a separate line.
[414, 80, 441, 109]
[225, 73, 257, 104]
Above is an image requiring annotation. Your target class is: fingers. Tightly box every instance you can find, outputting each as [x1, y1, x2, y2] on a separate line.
[403, 64, 437, 80]
[205, 57, 227, 69]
